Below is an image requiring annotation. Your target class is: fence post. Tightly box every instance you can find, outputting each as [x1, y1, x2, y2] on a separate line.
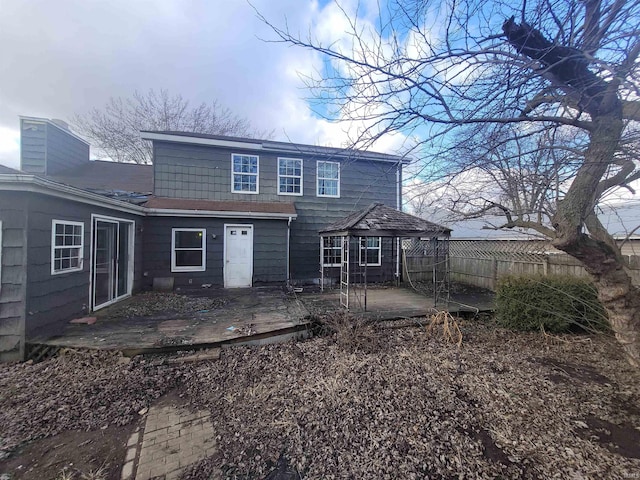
[492, 258, 498, 288]
[543, 256, 549, 276]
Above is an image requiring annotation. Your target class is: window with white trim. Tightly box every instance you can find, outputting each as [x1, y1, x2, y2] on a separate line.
[317, 161, 340, 197]
[321, 236, 342, 267]
[278, 157, 303, 195]
[51, 220, 84, 274]
[172, 228, 206, 272]
[359, 237, 381, 266]
[232, 154, 259, 193]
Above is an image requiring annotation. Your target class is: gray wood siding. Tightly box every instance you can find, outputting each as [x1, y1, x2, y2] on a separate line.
[25, 194, 143, 338]
[20, 119, 47, 174]
[19, 119, 89, 175]
[45, 123, 90, 174]
[0, 193, 28, 361]
[141, 217, 288, 288]
[153, 142, 399, 282]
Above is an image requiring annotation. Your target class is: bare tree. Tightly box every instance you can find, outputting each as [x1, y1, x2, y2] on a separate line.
[73, 89, 270, 164]
[260, 0, 640, 366]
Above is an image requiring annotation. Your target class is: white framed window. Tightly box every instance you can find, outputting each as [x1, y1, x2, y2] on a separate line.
[278, 157, 303, 196]
[321, 236, 342, 267]
[51, 220, 84, 275]
[232, 153, 259, 194]
[172, 228, 206, 272]
[359, 237, 381, 266]
[317, 161, 340, 197]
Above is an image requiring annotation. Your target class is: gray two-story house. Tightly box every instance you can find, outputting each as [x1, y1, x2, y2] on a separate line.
[0, 117, 406, 361]
[139, 131, 406, 288]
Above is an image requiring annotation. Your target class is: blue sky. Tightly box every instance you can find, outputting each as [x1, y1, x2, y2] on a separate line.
[0, 0, 409, 168]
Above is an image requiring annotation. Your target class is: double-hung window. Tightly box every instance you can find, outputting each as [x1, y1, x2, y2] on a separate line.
[278, 157, 303, 195]
[172, 228, 206, 272]
[317, 161, 340, 197]
[359, 237, 381, 266]
[321, 236, 342, 267]
[51, 220, 84, 274]
[232, 154, 259, 194]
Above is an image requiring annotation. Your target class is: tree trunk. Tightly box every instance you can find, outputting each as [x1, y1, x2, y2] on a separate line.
[553, 114, 640, 367]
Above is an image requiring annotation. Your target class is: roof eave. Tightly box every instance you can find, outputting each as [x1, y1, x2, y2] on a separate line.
[0, 174, 145, 215]
[146, 208, 297, 220]
[140, 131, 408, 164]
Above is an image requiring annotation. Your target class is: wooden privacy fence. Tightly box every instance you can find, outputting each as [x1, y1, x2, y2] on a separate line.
[446, 240, 640, 291]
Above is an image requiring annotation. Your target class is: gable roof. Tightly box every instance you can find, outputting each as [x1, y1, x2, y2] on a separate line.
[47, 160, 153, 194]
[140, 131, 409, 164]
[321, 203, 450, 237]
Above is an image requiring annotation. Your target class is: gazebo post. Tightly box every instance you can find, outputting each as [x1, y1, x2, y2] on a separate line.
[364, 237, 368, 312]
[320, 235, 324, 293]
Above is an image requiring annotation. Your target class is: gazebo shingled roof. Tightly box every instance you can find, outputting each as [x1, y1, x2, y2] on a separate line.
[320, 203, 451, 237]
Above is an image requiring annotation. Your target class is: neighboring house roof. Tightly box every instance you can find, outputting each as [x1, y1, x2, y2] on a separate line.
[140, 131, 409, 164]
[597, 201, 640, 240]
[321, 203, 450, 237]
[144, 197, 297, 219]
[48, 160, 153, 194]
[447, 216, 545, 240]
[445, 201, 640, 240]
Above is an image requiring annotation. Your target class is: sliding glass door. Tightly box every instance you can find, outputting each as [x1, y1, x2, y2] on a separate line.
[92, 216, 134, 310]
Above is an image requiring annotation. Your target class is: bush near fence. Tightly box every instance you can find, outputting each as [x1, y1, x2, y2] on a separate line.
[495, 274, 608, 333]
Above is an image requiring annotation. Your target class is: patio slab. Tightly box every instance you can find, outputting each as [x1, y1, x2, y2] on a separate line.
[29, 286, 310, 354]
[300, 285, 494, 319]
[28, 285, 494, 355]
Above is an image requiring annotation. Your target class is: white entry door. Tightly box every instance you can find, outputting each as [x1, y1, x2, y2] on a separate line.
[224, 224, 253, 288]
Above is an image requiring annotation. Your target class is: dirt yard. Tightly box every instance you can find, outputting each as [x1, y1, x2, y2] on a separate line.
[1, 317, 639, 479]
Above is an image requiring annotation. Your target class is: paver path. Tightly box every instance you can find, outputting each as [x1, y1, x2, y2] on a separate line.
[121, 400, 217, 480]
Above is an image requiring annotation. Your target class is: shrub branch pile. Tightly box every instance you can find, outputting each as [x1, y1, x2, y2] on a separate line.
[495, 274, 607, 333]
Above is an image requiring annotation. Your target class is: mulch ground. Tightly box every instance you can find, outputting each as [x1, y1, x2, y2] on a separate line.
[1, 318, 639, 479]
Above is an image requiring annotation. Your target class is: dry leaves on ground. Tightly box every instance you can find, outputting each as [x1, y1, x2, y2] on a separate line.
[0, 351, 181, 458]
[101, 292, 227, 319]
[180, 320, 640, 480]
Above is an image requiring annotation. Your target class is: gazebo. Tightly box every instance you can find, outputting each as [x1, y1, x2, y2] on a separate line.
[319, 203, 451, 310]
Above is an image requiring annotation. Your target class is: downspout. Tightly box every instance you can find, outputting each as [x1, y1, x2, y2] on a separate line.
[287, 216, 292, 286]
[396, 161, 402, 283]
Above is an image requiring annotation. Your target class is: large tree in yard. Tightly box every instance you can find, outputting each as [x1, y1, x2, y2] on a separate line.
[261, 0, 640, 366]
[73, 89, 269, 164]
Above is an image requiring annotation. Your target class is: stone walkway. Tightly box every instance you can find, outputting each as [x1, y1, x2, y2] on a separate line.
[122, 400, 217, 480]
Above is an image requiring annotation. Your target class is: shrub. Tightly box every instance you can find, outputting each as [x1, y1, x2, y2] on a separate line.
[495, 274, 608, 333]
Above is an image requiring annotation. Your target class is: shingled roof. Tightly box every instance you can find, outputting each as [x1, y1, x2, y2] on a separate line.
[48, 160, 153, 194]
[320, 203, 451, 237]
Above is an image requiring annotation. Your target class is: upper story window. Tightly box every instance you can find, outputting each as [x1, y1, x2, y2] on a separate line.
[232, 154, 259, 194]
[172, 228, 206, 272]
[317, 161, 340, 198]
[51, 220, 84, 275]
[278, 157, 303, 196]
[359, 237, 381, 266]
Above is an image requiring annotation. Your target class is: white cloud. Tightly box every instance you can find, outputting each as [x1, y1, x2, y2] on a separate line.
[0, 0, 412, 170]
